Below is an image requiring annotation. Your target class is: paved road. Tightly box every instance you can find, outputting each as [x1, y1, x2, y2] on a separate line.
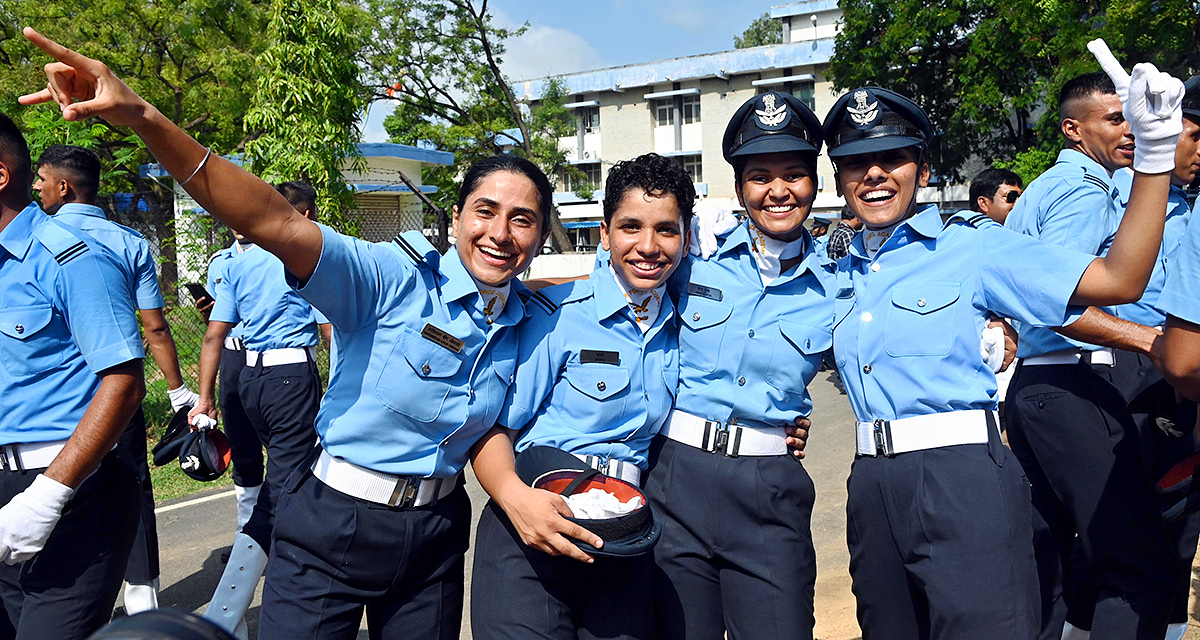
[130, 373, 865, 638]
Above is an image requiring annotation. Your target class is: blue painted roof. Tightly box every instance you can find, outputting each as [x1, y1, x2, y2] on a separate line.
[514, 39, 836, 99]
[349, 184, 439, 194]
[770, 0, 840, 18]
[356, 142, 454, 166]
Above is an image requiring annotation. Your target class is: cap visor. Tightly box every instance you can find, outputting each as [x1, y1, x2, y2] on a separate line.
[728, 135, 818, 159]
[828, 135, 924, 158]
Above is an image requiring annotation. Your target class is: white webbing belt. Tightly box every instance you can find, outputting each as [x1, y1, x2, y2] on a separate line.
[572, 453, 641, 485]
[662, 410, 788, 457]
[855, 409, 997, 457]
[223, 336, 245, 351]
[245, 345, 316, 367]
[312, 448, 457, 508]
[0, 439, 68, 471]
[1023, 347, 1115, 367]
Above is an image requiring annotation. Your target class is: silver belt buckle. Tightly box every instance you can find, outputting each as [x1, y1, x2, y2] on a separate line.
[388, 477, 420, 507]
[0, 444, 23, 472]
[704, 419, 742, 458]
[873, 419, 894, 457]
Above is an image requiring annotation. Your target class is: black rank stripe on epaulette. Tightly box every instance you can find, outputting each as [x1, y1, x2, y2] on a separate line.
[54, 241, 89, 265]
[965, 213, 991, 228]
[529, 291, 558, 314]
[392, 234, 424, 264]
[1082, 174, 1109, 192]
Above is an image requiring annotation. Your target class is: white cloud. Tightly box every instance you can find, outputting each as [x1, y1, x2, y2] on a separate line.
[491, 7, 607, 81]
[653, 0, 708, 33]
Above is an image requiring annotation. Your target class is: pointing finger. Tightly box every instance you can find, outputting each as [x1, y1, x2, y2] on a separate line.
[1087, 39, 1130, 93]
[17, 87, 53, 106]
[23, 27, 100, 75]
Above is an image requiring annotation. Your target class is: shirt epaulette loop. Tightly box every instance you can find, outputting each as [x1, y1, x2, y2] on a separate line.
[1081, 172, 1110, 193]
[942, 211, 992, 230]
[33, 219, 90, 266]
[528, 290, 560, 315]
[393, 230, 439, 269]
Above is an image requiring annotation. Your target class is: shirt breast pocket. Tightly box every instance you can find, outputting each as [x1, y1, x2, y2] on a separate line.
[767, 321, 833, 393]
[376, 325, 465, 423]
[884, 284, 960, 357]
[678, 297, 733, 373]
[562, 364, 630, 432]
[0, 305, 66, 377]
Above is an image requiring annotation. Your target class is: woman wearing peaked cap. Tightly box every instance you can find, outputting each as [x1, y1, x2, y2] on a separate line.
[820, 44, 1183, 639]
[19, 28, 553, 640]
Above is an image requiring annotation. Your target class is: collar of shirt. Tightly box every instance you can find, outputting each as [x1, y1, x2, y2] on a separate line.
[848, 204, 942, 262]
[717, 221, 826, 285]
[54, 202, 107, 220]
[1058, 148, 1115, 189]
[0, 202, 43, 260]
[437, 247, 528, 329]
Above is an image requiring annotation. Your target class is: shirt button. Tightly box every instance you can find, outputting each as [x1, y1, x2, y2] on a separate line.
[861, 312, 873, 322]
[871, 263, 880, 272]
[917, 299, 927, 308]
[597, 381, 606, 391]
[693, 313, 701, 321]
[748, 329, 755, 338]
[421, 364, 431, 375]
[738, 376, 746, 386]
[14, 325, 22, 334]
[863, 364, 872, 374]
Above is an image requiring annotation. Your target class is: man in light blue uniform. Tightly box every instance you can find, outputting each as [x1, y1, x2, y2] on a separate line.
[471, 153, 691, 640]
[1004, 70, 1181, 640]
[33, 143, 198, 614]
[0, 114, 146, 640]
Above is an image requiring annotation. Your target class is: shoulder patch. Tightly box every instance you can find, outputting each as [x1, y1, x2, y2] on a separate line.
[392, 230, 438, 267]
[528, 290, 559, 315]
[33, 219, 91, 265]
[1082, 173, 1110, 193]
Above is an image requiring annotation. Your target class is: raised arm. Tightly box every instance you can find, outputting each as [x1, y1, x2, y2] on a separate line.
[19, 28, 323, 280]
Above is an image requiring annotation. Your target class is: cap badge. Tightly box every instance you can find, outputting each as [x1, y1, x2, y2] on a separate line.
[848, 90, 880, 126]
[756, 93, 788, 128]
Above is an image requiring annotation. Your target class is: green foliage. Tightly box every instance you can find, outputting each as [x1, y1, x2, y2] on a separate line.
[734, 12, 783, 49]
[829, 0, 1199, 182]
[243, 0, 369, 234]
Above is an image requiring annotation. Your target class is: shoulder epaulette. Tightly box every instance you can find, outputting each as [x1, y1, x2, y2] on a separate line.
[528, 290, 560, 315]
[392, 230, 439, 267]
[943, 211, 997, 230]
[112, 221, 147, 240]
[33, 219, 90, 266]
[1082, 173, 1110, 193]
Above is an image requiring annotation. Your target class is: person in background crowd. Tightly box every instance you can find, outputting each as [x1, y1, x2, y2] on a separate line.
[969, 167, 1024, 226]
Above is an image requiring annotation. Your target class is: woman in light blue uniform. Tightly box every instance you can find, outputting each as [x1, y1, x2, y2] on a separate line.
[470, 154, 693, 640]
[821, 56, 1182, 640]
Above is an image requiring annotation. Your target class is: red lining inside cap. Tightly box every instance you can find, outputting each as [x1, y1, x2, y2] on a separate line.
[538, 472, 645, 502]
[1159, 451, 1200, 491]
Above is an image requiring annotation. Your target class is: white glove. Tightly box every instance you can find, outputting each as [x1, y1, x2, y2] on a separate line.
[981, 325, 1005, 373]
[168, 385, 200, 413]
[0, 474, 74, 564]
[689, 203, 738, 259]
[190, 413, 217, 430]
[1088, 39, 1185, 174]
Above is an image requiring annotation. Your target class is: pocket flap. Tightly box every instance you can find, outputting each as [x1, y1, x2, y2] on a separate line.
[565, 365, 630, 401]
[890, 284, 960, 315]
[679, 298, 733, 330]
[0, 305, 53, 341]
[779, 321, 833, 355]
[401, 325, 464, 379]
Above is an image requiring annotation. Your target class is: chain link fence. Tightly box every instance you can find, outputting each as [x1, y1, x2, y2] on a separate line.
[110, 203, 442, 435]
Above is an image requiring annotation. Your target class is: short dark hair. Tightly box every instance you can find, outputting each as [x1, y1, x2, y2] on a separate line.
[1059, 72, 1117, 122]
[603, 153, 696, 227]
[38, 145, 101, 201]
[969, 168, 1023, 211]
[0, 113, 32, 197]
[731, 151, 818, 185]
[457, 155, 554, 235]
[275, 181, 318, 216]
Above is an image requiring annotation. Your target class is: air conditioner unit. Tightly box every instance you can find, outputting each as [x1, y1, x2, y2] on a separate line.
[581, 150, 594, 160]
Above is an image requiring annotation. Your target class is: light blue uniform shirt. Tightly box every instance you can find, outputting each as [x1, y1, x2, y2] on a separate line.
[1112, 169, 1192, 327]
[290, 226, 526, 476]
[54, 203, 165, 310]
[834, 205, 1092, 422]
[206, 245, 243, 340]
[675, 222, 835, 426]
[1005, 149, 1120, 357]
[502, 268, 678, 468]
[0, 203, 144, 444]
[210, 242, 321, 351]
[1159, 206, 1200, 325]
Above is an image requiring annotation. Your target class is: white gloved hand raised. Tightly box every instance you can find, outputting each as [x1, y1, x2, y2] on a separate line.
[190, 413, 218, 430]
[0, 474, 74, 564]
[689, 202, 739, 259]
[1088, 39, 1185, 174]
[168, 384, 200, 413]
[980, 325, 1006, 373]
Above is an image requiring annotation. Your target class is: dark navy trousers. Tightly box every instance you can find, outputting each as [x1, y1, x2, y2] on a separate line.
[470, 500, 655, 640]
[642, 435, 817, 640]
[0, 448, 139, 640]
[258, 463, 469, 640]
[220, 346, 262, 488]
[117, 406, 158, 585]
[845, 428, 1040, 640]
[1006, 359, 1177, 640]
[237, 357, 320, 551]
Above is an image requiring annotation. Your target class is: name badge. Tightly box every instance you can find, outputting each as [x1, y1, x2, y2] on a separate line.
[421, 323, 464, 353]
[687, 282, 723, 302]
[580, 349, 620, 365]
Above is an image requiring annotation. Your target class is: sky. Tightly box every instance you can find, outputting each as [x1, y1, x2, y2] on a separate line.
[360, 0, 785, 142]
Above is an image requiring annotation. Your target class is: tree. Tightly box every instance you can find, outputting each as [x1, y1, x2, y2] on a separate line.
[362, 0, 574, 251]
[829, 0, 1199, 182]
[243, 0, 369, 232]
[734, 12, 783, 49]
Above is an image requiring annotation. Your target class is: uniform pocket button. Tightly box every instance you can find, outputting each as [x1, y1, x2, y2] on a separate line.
[14, 325, 23, 334]
[917, 299, 927, 308]
[597, 381, 606, 391]
[747, 329, 755, 338]
[863, 364, 872, 374]
[738, 376, 746, 386]
[693, 313, 701, 321]
[421, 364, 431, 375]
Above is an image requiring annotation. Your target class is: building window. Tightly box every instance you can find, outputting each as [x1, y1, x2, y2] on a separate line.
[793, 82, 816, 111]
[579, 106, 600, 134]
[681, 94, 701, 124]
[676, 155, 702, 183]
[653, 99, 675, 127]
[562, 162, 602, 192]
